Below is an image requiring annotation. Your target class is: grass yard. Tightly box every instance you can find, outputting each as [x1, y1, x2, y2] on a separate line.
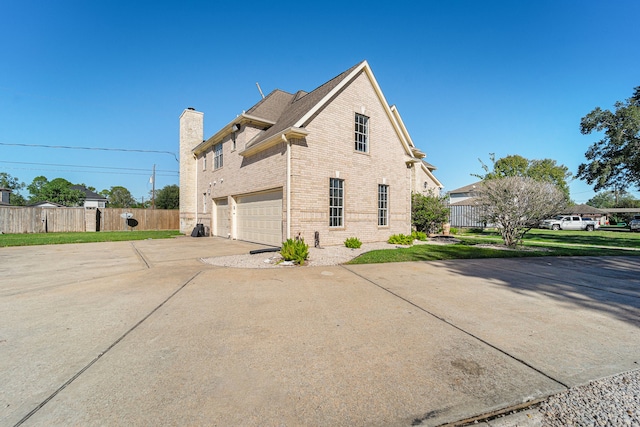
[348, 228, 640, 264]
[0, 230, 181, 247]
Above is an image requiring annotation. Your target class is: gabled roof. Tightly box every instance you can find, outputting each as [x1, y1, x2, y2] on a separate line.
[243, 61, 365, 153]
[448, 181, 483, 195]
[245, 89, 296, 122]
[195, 61, 433, 164]
[71, 185, 107, 201]
[29, 200, 64, 207]
[563, 204, 606, 215]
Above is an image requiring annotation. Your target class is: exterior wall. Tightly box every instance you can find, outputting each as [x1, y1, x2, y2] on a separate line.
[84, 199, 106, 208]
[413, 165, 441, 195]
[196, 124, 288, 239]
[289, 72, 413, 246]
[179, 109, 203, 234]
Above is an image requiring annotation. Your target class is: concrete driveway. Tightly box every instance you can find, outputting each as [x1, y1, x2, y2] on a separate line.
[1, 237, 638, 426]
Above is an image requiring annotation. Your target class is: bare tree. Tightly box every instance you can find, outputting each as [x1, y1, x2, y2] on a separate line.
[477, 176, 566, 247]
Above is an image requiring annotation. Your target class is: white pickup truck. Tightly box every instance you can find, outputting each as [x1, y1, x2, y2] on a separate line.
[539, 215, 599, 231]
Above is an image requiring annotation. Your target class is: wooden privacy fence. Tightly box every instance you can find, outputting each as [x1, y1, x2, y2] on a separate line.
[0, 207, 85, 234]
[99, 208, 179, 231]
[0, 207, 178, 233]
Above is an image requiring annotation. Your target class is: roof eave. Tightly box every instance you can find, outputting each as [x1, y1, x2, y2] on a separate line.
[192, 113, 276, 156]
[421, 162, 443, 189]
[239, 127, 309, 157]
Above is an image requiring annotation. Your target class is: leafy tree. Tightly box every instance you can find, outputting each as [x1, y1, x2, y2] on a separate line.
[477, 177, 566, 247]
[577, 87, 640, 192]
[78, 183, 96, 192]
[155, 185, 179, 209]
[0, 172, 27, 205]
[587, 190, 640, 209]
[412, 191, 450, 234]
[27, 176, 49, 198]
[476, 154, 572, 200]
[27, 176, 85, 206]
[103, 186, 136, 208]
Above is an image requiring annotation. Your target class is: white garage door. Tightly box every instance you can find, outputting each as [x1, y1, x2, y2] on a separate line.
[215, 198, 230, 238]
[237, 190, 283, 246]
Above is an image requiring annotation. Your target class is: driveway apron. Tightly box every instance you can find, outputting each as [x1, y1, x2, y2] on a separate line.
[1, 239, 638, 426]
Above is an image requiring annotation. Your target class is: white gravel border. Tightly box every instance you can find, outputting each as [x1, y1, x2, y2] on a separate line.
[200, 241, 396, 268]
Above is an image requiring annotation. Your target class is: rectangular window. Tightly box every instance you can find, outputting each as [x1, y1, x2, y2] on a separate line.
[329, 178, 344, 227]
[202, 152, 207, 170]
[214, 143, 223, 170]
[355, 113, 369, 152]
[378, 184, 388, 226]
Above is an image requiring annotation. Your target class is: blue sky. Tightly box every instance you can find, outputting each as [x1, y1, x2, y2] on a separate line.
[1, 0, 639, 203]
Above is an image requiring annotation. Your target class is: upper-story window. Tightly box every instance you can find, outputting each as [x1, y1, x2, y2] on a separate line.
[214, 142, 223, 170]
[355, 113, 369, 153]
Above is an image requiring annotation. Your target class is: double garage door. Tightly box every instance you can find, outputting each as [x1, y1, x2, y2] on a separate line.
[215, 190, 283, 247]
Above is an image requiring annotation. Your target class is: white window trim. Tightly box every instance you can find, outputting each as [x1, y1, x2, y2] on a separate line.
[329, 178, 344, 228]
[355, 113, 369, 153]
[378, 184, 389, 226]
[214, 143, 223, 170]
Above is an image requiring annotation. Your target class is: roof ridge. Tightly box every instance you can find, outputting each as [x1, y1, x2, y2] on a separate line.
[246, 89, 293, 113]
[291, 60, 365, 105]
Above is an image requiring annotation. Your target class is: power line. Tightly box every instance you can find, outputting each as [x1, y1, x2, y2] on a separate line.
[0, 141, 179, 162]
[1, 166, 177, 177]
[0, 160, 178, 174]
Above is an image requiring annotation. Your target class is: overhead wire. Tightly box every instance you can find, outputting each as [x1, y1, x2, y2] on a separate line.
[0, 141, 179, 162]
[0, 160, 178, 174]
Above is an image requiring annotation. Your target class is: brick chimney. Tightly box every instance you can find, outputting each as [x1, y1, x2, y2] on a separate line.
[179, 108, 204, 234]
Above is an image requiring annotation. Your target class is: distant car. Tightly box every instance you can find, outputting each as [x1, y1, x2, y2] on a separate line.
[630, 215, 640, 232]
[539, 215, 599, 231]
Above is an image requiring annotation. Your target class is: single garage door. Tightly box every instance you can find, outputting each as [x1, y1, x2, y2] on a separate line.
[237, 190, 283, 246]
[215, 198, 230, 238]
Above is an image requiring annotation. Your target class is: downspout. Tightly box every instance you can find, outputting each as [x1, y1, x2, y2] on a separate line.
[283, 134, 291, 240]
[194, 153, 199, 226]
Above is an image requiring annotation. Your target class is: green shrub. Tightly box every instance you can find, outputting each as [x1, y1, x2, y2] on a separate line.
[449, 227, 459, 235]
[344, 237, 362, 249]
[280, 238, 309, 265]
[388, 233, 414, 245]
[411, 231, 427, 241]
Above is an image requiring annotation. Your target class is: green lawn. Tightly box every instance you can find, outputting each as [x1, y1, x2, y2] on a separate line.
[348, 228, 640, 264]
[0, 230, 181, 247]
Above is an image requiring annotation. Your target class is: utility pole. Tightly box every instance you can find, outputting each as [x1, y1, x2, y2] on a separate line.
[151, 164, 156, 209]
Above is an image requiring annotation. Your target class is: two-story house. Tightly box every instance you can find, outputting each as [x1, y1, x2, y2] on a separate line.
[179, 60, 442, 246]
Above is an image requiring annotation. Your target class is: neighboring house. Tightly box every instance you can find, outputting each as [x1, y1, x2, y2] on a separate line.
[447, 181, 484, 228]
[448, 181, 482, 206]
[71, 185, 108, 208]
[562, 204, 607, 224]
[0, 188, 11, 206]
[179, 60, 443, 246]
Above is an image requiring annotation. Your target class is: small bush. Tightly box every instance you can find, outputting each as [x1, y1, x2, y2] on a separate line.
[449, 227, 459, 235]
[388, 233, 414, 245]
[344, 237, 362, 249]
[412, 231, 427, 241]
[280, 238, 309, 265]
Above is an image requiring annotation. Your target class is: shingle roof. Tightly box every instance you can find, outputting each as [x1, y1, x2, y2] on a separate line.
[448, 181, 483, 195]
[71, 185, 107, 201]
[245, 89, 296, 122]
[245, 61, 366, 149]
[563, 204, 606, 215]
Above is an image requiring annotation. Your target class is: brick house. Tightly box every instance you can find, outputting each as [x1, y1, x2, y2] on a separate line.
[179, 60, 442, 246]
